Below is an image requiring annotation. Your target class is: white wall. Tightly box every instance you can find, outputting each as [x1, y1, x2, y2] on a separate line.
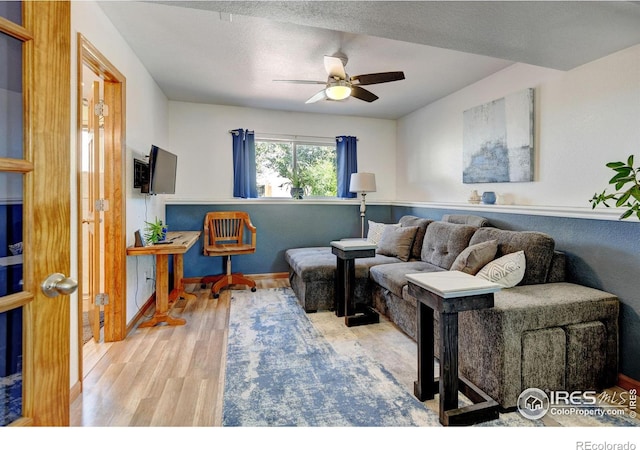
[397, 44, 640, 208]
[71, 1, 170, 385]
[168, 102, 397, 202]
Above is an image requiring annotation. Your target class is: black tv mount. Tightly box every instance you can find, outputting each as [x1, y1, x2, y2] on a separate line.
[133, 158, 149, 189]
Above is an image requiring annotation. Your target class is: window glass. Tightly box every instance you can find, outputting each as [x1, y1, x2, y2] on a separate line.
[0, 32, 23, 159]
[0, 307, 23, 426]
[0, 1, 21, 24]
[0, 173, 23, 296]
[255, 140, 337, 198]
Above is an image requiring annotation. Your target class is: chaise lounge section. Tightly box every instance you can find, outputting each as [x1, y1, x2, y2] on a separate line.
[285, 214, 619, 409]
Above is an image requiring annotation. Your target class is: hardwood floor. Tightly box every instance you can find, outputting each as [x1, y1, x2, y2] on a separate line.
[71, 276, 638, 427]
[70, 278, 287, 426]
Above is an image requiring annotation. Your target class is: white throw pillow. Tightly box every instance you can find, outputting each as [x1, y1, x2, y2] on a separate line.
[476, 250, 526, 288]
[367, 221, 399, 245]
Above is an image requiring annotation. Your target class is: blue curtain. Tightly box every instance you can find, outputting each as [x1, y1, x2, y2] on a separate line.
[232, 129, 257, 198]
[336, 136, 358, 198]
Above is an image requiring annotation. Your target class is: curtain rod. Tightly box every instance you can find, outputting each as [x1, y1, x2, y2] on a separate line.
[227, 130, 357, 141]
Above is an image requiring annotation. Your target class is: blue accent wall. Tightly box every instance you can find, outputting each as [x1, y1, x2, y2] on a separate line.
[166, 202, 392, 277]
[167, 202, 640, 380]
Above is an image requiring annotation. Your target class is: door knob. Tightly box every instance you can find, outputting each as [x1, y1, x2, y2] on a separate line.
[41, 273, 79, 298]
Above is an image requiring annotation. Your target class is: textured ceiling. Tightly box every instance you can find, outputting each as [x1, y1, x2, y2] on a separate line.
[99, 1, 640, 119]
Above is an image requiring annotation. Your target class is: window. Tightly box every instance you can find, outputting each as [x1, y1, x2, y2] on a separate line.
[255, 139, 337, 198]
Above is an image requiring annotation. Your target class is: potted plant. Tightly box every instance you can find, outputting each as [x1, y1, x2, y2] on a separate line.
[144, 217, 167, 243]
[284, 170, 307, 199]
[590, 155, 640, 220]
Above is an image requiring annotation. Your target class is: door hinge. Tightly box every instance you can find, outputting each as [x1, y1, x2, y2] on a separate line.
[95, 293, 109, 306]
[95, 198, 109, 211]
[94, 100, 109, 117]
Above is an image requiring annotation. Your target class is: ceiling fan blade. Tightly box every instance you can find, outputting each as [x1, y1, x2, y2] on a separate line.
[273, 79, 326, 85]
[324, 55, 347, 79]
[305, 89, 328, 104]
[351, 71, 405, 86]
[350, 86, 378, 103]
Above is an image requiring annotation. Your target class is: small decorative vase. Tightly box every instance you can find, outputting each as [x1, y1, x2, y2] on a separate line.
[468, 190, 481, 204]
[482, 191, 496, 205]
[160, 225, 168, 241]
[290, 187, 304, 200]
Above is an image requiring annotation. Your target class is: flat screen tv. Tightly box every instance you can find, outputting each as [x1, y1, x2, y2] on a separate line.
[142, 145, 177, 195]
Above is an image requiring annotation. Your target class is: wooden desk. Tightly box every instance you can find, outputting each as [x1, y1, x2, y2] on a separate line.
[406, 271, 501, 426]
[126, 231, 201, 328]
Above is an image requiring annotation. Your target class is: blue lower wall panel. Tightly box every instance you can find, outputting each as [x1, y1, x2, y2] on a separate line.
[166, 202, 392, 278]
[167, 202, 639, 380]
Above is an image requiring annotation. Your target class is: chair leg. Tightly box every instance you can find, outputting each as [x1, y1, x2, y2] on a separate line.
[206, 256, 256, 299]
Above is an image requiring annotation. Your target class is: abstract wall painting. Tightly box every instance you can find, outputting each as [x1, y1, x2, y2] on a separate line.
[463, 88, 534, 183]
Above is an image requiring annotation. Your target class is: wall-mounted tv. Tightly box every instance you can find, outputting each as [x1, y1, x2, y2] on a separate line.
[141, 145, 177, 195]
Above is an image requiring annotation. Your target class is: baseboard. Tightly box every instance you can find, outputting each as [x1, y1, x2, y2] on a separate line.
[183, 272, 289, 284]
[69, 380, 82, 404]
[618, 373, 640, 392]
[127, 292, 155, 334]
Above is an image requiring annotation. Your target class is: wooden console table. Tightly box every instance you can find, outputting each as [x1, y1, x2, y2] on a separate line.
[406, 270, 501, 426]
[126, 231, 201, 328]
[330, 239, 379, 327]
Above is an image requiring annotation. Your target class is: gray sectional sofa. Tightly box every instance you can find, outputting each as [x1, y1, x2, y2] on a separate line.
[285, 214, 620, 409]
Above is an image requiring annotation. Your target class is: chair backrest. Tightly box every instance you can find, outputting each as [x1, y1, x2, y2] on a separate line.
[203, 211, 256, 254]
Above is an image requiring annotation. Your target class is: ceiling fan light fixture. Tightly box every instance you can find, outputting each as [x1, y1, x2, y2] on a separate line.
[325, 80, 351, 100]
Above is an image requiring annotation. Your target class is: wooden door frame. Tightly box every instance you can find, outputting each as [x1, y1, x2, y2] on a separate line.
[20, 0, 70, 426]
[76, 35, 126, 372]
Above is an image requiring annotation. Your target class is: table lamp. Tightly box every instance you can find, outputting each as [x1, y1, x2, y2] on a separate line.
[349, 172, 377, 238]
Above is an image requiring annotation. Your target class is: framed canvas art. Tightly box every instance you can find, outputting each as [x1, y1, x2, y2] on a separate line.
[463, 88, 534, 183]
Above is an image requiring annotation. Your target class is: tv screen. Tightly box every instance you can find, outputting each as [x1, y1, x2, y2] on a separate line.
[144, 145, 177, 195]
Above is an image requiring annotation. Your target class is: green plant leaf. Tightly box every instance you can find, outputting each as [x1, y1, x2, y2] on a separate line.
[606, 161, 625, 169]
[628, 155, 634, 167]
[620, 209, 633, 220]
[616, 190, 631, 207]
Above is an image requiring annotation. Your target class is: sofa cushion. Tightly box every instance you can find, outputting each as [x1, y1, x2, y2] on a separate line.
[370, 261, 445, 298]
[476, 250, 526, 288]
[420, 221, 478, 269]
[377, 225, 418, 262]
[468, 227, 555, 285]
[450, 239, 498, 275]
[442, 214, 490, 227]
[399, 215, 433, 260]
[285, 247, 401, 282]
[367, 220, 399, 245]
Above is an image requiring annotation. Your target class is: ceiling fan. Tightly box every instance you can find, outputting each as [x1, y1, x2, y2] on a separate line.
[274, 54, 405, 104]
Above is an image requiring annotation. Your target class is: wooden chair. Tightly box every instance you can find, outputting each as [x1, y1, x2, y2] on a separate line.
[201, 211, 257, 298]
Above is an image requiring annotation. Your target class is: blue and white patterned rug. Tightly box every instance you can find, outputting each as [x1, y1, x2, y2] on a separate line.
[223, 287, 439, 426]
[222, 288, 639, 428]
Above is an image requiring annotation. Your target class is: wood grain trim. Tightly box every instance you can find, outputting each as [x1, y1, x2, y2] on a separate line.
[0, 16, 33, 41]
[182, 272, 289, 284]
[21, 0, 71, 427]
[618, 373, 640, 393]
[77, 32, 127, 344]
[0, 157, 34, 173]
[0, 291, 33, 314]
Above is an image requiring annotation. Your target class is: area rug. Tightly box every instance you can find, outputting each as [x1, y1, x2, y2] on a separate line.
[223, 287, 440, 426]
[223, 288, 639, 428]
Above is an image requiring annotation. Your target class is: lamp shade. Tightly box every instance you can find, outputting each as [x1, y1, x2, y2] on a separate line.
[349, 172, 376, 193]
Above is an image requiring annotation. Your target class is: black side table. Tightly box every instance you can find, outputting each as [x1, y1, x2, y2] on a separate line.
[406, 271, 501, 426]
[330, 240, 379, 327]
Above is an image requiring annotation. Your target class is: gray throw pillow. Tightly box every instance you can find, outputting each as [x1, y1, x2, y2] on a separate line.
[376, 226, 418, 262]
[450, 239, 498, 275]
